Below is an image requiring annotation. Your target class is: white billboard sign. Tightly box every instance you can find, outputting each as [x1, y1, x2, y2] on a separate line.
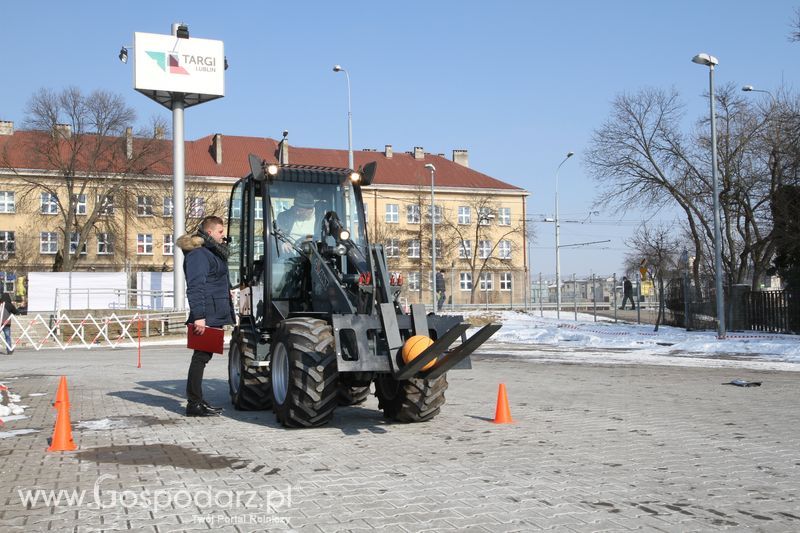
[133, 32, 224, 108]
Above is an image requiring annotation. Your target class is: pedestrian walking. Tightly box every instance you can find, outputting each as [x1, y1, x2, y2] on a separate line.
[0, 293, 19, 354]
[177, 215, 236, 417]
[436, 270, 446, 311]
[619, 276, 635, 310]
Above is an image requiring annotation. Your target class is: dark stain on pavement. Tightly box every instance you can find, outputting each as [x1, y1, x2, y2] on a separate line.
[75, 443, 249, 470]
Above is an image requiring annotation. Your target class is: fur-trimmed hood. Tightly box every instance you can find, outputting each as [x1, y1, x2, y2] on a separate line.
[176, 233, 204, 252]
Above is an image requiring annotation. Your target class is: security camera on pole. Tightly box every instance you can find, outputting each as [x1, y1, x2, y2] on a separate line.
[122, 24, 226, 310]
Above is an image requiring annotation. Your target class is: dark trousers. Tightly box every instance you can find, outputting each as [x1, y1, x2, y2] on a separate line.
[620, 294, 635, 309]
[186, 350, 213, 405]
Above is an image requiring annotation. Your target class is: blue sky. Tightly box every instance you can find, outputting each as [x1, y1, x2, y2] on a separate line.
[2, 1, 798, 277]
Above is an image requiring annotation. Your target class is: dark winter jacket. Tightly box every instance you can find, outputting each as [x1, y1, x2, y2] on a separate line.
[0, 293, 18, 326]
[177, 233, 235, 327]
[623, 278, 633, 296]
[435, 272, 446, 293]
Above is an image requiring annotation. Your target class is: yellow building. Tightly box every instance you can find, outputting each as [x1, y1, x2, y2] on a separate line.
[0, 123, 529, 306]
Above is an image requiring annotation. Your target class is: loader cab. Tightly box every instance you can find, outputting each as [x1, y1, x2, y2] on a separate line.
[228, 162, 372, 327]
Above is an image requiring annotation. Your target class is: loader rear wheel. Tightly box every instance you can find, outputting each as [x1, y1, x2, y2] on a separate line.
[271, 318, 338, 428]
[337, 383, 371, 406]
[229, 327, 272, 410]
[374, 373, 448, 423]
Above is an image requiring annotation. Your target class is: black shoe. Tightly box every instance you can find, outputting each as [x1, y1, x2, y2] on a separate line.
[186, 403, 219, 417]
[203, 400, 223, 413]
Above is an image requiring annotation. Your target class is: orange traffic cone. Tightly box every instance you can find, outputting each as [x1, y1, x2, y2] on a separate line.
[492, 383, 514, 424]
[54, 376, 69, 408]
[47, 378, 77, 452]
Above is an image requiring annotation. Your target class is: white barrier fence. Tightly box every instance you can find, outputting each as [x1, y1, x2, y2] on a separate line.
[0, 311, 187, 352]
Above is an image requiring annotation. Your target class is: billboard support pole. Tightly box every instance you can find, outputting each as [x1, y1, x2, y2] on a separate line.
[172, 96, 185, 310]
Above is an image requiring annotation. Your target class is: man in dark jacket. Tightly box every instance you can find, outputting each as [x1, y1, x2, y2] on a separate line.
[177, 215, 236, 417]
[0, 293, 19, 354]
[436, 270, 446, 311]
[619, 276, 635, 310]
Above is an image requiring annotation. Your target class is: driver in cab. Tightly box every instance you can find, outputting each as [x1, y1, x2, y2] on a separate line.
[277, 190, 316, 252]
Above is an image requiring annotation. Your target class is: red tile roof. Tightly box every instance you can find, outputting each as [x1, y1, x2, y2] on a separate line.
[1, 130, 525, 192]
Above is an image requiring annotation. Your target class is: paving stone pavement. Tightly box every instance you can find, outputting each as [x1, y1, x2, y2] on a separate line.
[0, 343, 799, 532]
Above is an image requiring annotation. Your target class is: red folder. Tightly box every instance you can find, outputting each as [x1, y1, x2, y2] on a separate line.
[187, 325, 225, 354]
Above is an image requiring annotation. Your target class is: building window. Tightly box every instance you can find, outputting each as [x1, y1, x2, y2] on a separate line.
[98, 194, 114, 215]
[189, 197, 205, 217]
[458, 206, 471, 225]
[0, 231, 15, 254]
[407, 239, 420, 258]
[385, 239, 399, 258]
[0, 192, 15, 213]
[0, 272, 14, 294]
[460, 272, 472, 291]
[254, 237, 264, 257]
[478, 240, 491, 259]
[97, 233, 114, 255]
[254, 199, 263, 220]
[385, 204, 399, 223]
[479, 272, 493, 291]
[426, 205, 443, 224]
[427, 239, 442, 258]
[500, 272, 512, 291]
[137, 196, 154, 216]
[498, 207, 511, 226]
[137, 233, 153, 255]
[71, 194, 87, 215]
[163, 234, 173, 256]
[407, 272, 420, 291]
[69, 232, 87, 255]
[40, 232, 58, 254]
[498, 240, 511, 259]
[41, 192, 58, 214]
[459, 240, 472, 259]
[479, 207, 493, 225]
[163, 196, 174, 216]
[406, 204, 420, 224]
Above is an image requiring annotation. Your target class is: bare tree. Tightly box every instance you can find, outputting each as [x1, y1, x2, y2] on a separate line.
[2, 87, 169, 272]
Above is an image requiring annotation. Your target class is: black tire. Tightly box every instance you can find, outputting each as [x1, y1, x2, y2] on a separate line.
[270, 318, 338, 428]
[229, 326, 272, 410]
[337, 383, 371, 406]
[374, 373, 448, 423]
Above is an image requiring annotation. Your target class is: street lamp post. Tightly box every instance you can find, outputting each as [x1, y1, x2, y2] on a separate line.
[692, 52, 726, 338]
[555, 151, 574, 319]
[333, 65, 353, 169]
[425, 164, 437, 312]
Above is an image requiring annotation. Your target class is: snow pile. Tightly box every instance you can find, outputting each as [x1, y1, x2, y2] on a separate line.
[76, 418, 134, 430]
[0, 384, 26, 419]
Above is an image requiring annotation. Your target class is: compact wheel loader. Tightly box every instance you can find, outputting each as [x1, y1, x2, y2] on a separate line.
[226, 155, 500, 427]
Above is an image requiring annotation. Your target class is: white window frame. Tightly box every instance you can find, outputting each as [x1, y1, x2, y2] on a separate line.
[98, 194, 114, 215]
[0, 191, 15, 213]
[137, 195, 154, 216]
[407, 272, 420, 291]
[457, 206, 471, 225]
[72, 194, 87, 215]
[41, 192, 58, 215]
[385, 204, 399, 223]
[500, 272, 512, 291]
[426, 205, 443, 224]
[406, 204, 420, 224]
[137, 233, 153, 255]
[97, 233, 114, 255]
[0, 231, 15, 254]
[478, 240, 491, 259]
[407, 239, 420, 258]
[498, 240, 512, 259]
[69, 232, 87, 255]
[0, 272, 15, 294]
[459, 240, 472, 259]
[479, 272, 493, 291]
[163, 196, 174, 217]
[385, 239, 399, 258]
[40, 232, 58, 254]
[189, 197, 205, 218]
[163, 234, 173, 256]
[459, 272, 472, 291]
[498, 207, 511, 226]
[479, 207, 492, 225]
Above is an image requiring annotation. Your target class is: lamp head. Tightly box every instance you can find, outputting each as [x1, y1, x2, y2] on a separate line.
[175, 24, 190, 39]
[118, 46, 128, 64]
[742, 85, 754, 92]
[566, 151, 575, 158]
[424, 163, 436, 171]
[333, 64, 343, 72]
[692, 53, 718, 66]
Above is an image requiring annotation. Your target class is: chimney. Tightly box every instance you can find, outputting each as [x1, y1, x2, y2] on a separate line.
[212, 133, 223, 164]
[413, 146, 424, 160]
[54, 123, 72, 139]
[452, 149, 469, 168]
[154, 126, 165, 140]
[0, 121, 13, 136]
[125, 127, 133, 160]
[384, 144, 393, 158]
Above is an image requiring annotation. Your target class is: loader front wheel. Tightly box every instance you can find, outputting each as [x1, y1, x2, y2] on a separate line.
[271, 318, 338, 428]
[337, 383, 371, 406]
[229, 327, 272, 411]
[374, 373, 448, 423]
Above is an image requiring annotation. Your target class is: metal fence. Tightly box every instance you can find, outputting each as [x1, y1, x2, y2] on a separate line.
[744, 289, 800, 334]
